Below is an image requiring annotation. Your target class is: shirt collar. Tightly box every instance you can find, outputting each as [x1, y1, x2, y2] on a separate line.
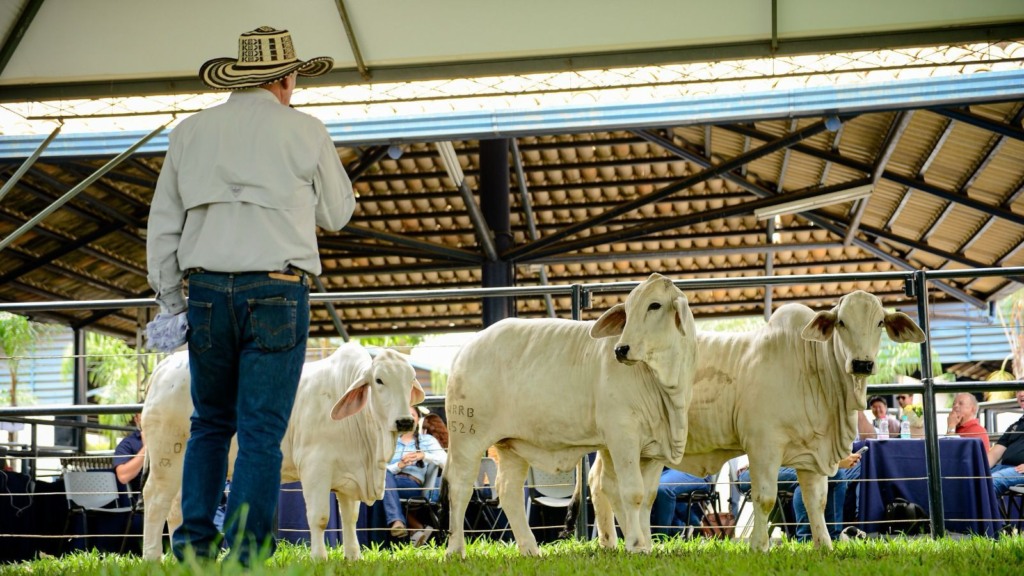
[227, 88, 281, 105]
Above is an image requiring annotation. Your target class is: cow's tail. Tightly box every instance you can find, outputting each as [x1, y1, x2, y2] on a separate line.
[557, 463, 586, 540]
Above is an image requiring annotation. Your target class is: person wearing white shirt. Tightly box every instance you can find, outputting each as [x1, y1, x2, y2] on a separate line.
[146, 26, 354, 566]
[382, 408, 446, 545]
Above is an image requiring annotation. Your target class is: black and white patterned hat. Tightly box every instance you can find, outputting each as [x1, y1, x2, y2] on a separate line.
[199, 26, 333, 90]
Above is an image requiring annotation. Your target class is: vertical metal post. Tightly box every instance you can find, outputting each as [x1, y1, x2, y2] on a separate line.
[572, 283, 590, 539]
[27, 422, 38, 479]
[73, 327, 88, 455]
[914, 270, 946, 537]
[480, 138, 514, 327]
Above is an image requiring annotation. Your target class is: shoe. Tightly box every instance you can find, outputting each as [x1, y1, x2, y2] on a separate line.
[410, 527, 435, 547]
[389, 520, 408, 538]
[839, 526, 867, 541]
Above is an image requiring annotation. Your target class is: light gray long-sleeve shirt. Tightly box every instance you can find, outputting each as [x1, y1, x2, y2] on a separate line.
[146, 89, 355, 314]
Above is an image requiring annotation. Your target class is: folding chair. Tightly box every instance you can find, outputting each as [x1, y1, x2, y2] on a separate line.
[675, 473, 721, 537]
[61, 470, 133, 553]
[469, 457, 506, 539]
[526, 466, 575, 541]
[729, 459, 795, 539]
[999, 484, 1024, 532]
[399, 464, 444, 542]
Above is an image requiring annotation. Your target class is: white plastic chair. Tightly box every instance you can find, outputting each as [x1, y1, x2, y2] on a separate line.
[526, 466, 576, 532]
[61, 470, 133, 552]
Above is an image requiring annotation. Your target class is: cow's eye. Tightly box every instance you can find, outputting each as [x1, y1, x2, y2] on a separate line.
[837, 320, 845, 328]
[877, 320, 884, 328]
[648, 302, 662, 311]
[375, 378, 384, 385]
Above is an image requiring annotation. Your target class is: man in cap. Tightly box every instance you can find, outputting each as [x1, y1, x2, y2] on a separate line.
[146, 25, 355, 564]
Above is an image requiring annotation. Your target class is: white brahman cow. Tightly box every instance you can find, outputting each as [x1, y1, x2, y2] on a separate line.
[141, 343, 422, 561]
[580, 290, 925, 551]
[443, 273, 697, 557]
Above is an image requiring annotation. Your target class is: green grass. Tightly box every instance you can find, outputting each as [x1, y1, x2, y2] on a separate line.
[4, 537, 1024, 576]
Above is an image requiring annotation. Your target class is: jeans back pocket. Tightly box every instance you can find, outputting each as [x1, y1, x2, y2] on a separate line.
[187, 300, 214, 354]
[249, 297, 299, 352]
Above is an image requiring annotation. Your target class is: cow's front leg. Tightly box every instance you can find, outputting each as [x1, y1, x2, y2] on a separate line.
[747, 460, 781, 552]
[606, 445, 650, 553]
[300, 476, 332, 560]
[589, 452, 618, 549]
[337, 496, 362, 561]
[796, 470, 832, 549]
[494, 448, 539, 556]
[638, 459, 663, 546]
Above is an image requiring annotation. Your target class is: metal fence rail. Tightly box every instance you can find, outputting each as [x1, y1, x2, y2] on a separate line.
[2, 267, 1024, 546]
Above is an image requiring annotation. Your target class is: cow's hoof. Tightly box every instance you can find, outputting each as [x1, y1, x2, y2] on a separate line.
[444, 546, 466, 560]
[625, 540, 652, 554]
[598, 535, 616, 549]
[518, 544, 542, 557]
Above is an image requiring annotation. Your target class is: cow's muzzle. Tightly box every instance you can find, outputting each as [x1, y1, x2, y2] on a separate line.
[851, 360, 874, 375]
[396, 416, 415, 432]
[614, 344, 631, 363]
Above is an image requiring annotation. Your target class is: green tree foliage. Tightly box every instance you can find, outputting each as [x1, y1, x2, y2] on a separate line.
[62, 332, 157, 434]
[0, 312, 58, 407]
[354, 335, 424, 353]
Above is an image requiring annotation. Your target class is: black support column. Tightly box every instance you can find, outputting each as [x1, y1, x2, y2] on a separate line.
[479, 138, 515, 327]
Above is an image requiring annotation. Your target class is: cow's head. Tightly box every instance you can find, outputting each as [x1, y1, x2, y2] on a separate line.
[330, 348, 425, 433]
[590, 273, 695, 367]
[800, 290, 925, 378]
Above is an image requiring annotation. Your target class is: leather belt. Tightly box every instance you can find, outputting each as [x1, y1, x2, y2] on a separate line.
[186, 267, 307, 283]
[395, 472, 423, 486]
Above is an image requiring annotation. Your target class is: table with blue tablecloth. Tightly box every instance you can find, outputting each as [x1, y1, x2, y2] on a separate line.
[855, 437, 1003, 537]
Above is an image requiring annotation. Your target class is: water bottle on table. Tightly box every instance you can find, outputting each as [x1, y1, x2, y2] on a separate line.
[899, 416, 910, 439]
[876, 418, 889, 440]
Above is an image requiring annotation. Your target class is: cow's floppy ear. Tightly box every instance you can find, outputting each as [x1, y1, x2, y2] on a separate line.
[673, 296, 692, 337]
[331, 378, 370, 421]
[801, 310, 837, 342]
[591, 303, 626, 338]
[884, 311, 926, 343]
[410, 378, 425, 406]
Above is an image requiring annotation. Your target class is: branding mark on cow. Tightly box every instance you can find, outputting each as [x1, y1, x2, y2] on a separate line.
[174, 442, 183, 453]
[159, 458, 171, 468]
[450, 404, 474, 418]
[449, 420, 476, 434]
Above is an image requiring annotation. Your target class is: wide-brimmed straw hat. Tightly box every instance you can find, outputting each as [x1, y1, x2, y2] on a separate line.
[200, 26, 333, 90]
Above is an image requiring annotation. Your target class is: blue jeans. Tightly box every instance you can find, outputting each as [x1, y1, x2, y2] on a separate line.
[383, 471, 423, 526]
[651, 469, 714, 535]
[792, 461, 862, 541]
[172, 271, 309, 564]
[734, 467, 799, 527]
[736, 467, 800, 495]
[992, 464, 1024, 495]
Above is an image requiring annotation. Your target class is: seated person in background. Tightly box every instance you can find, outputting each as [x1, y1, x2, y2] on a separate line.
[988, 389, 1024, 495]
[382, 407, 446, 546]
[421, 413, 449, 450]
[857, 409, 877, 440]
[113, 414, 145, 507]
[896, 393, 915, 419]
[419, 413, 449, 502]
[650, 468, 715, 537]
[868, 395, 900, 438]
[946, 392, 990, 449]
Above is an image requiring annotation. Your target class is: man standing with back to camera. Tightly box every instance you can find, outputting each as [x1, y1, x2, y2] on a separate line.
[146, 26, 355, 564]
